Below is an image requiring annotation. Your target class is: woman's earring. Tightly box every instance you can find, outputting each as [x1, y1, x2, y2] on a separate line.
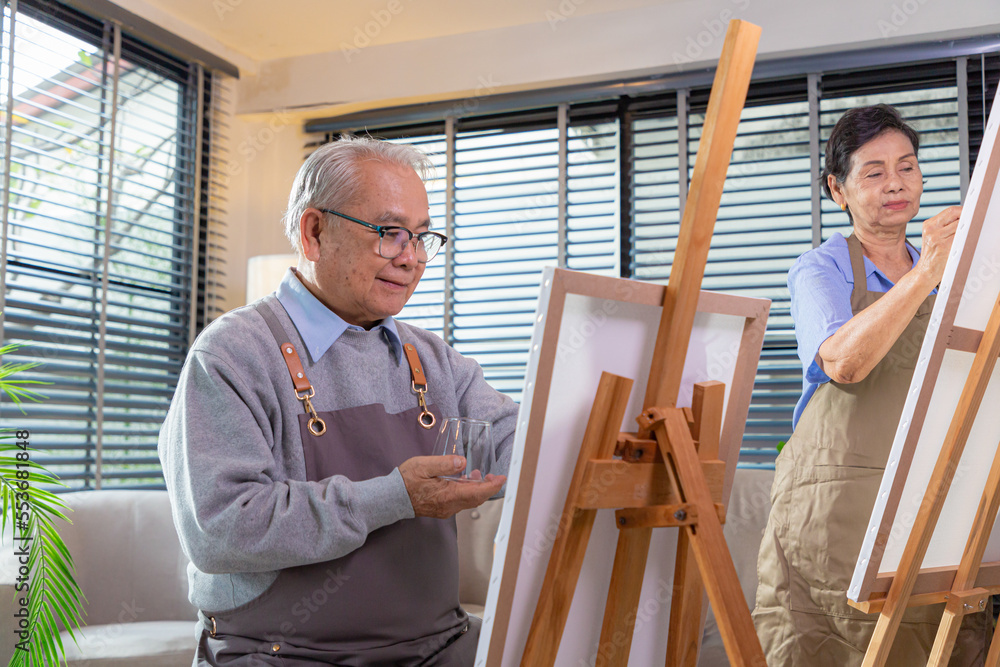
[841, 203, 847, 211]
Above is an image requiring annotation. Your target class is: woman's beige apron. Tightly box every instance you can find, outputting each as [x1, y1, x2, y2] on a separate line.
[195, 298, 479, 666]
[753, 234, 990, 666]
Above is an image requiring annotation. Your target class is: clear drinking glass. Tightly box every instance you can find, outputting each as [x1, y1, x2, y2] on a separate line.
[435, 417, 495, 482]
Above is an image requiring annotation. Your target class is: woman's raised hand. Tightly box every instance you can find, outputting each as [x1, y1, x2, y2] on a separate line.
[916, 205, 962, 286]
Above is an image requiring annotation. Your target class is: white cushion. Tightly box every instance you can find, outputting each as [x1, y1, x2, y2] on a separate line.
[457, 499, 504, 608]
[59, 620, 196, 667]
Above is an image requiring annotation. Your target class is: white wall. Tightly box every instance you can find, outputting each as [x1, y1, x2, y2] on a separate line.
[211, 0, 1000, 311]
[235, 0, 1000, 116]
[217, 112, 308, 312]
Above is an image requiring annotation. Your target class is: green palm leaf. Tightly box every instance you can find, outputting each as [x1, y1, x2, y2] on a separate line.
[0, 343, 46, 409]
[0, 437, 86, 667]
[1, 339, 85, 666]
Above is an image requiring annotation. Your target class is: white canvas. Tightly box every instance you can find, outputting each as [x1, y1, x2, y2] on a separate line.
[475, 267, 767, 665]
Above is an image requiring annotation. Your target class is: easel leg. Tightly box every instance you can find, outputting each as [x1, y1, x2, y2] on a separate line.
[596, 528, 653, 667]
[665, 532, 704, 667]
[656, 410, 766, 667]
[664, 381, 724, 667]
[928, 600, 967, 666]
[521, 373, 634, 667]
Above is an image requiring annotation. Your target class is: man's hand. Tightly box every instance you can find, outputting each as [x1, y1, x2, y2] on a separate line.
[399, 456, 506, 519]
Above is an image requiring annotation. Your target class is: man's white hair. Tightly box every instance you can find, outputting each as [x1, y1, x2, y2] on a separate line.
[282, 135, 434, 253]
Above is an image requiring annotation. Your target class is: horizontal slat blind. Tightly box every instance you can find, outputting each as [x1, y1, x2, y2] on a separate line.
[696, 94, 812, 464]
[451, 116, 558, 400]
[308, 51, 998, 467]
[630, 99, 681, 281]
[0, 0, 211, 489]
[201, 71, 233, 328]
[390, 132, 447, 337]
[969, 53, 1000, 168]
[566, 108, 619, 276]
[631, 88, 812, 464]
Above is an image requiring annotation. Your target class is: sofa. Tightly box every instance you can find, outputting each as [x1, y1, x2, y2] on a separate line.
[0, 468, 774, 666]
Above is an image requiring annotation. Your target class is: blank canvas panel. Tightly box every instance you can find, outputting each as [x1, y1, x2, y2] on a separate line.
[850, 83, 1000, 601]
[475, 267, 768, 665]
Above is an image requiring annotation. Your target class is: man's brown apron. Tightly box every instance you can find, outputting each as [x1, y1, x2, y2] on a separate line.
[195, 299, 479, 666]
[753, 234, 990, 666]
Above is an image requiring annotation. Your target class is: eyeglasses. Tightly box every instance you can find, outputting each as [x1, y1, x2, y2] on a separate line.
[319, 209, 448, 263]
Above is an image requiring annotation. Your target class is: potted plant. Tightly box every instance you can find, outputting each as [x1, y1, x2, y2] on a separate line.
[0, 339, 84, 666]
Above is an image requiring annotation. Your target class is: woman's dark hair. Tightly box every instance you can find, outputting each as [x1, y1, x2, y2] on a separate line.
[821, 104, 920, 204]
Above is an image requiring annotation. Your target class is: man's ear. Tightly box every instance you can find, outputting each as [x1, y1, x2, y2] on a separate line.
[299, 208, 325, 262]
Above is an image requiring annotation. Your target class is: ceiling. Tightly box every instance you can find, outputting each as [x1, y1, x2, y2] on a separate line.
[143, 0, 671, 62]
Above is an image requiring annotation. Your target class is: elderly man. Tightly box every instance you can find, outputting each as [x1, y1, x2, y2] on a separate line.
[158, 136, 518, 666]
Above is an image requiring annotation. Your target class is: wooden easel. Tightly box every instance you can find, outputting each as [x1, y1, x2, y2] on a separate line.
[518, 19, 766, 667]
[856, 289, 1000, 666]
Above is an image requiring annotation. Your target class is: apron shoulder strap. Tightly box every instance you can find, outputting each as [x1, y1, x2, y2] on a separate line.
[254, 298, 313, 396]
[845, 233, 869, 303]
[255, 296, 291, 345]
[401, 341, 436, 430]
[254, 297, 327, 436]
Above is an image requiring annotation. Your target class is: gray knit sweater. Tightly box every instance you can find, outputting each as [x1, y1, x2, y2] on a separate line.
[157, 298, 518, 614]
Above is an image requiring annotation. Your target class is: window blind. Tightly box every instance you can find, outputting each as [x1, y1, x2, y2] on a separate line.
[0, 0, 222, 489]
[566, 104, 619, 277]
[308, 50, 1000, 467]
[385, 130, 448, 338]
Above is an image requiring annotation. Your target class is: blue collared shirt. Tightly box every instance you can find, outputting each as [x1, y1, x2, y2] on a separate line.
[789, 232, 922, 428]
[275, 268, 404, 366]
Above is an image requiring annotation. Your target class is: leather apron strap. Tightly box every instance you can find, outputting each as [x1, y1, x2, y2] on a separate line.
[404, 342, 436, 429]
[255, 297, 436, 432]
[254, 299, 326, 436]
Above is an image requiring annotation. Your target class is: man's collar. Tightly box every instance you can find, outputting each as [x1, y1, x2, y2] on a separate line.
[274, 268, 403, 365]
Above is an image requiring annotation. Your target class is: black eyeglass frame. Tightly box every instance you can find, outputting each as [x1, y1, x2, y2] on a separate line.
[318, 208, 448, 263]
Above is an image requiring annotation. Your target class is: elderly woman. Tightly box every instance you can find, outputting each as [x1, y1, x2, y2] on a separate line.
[752, 105, 990, 665]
